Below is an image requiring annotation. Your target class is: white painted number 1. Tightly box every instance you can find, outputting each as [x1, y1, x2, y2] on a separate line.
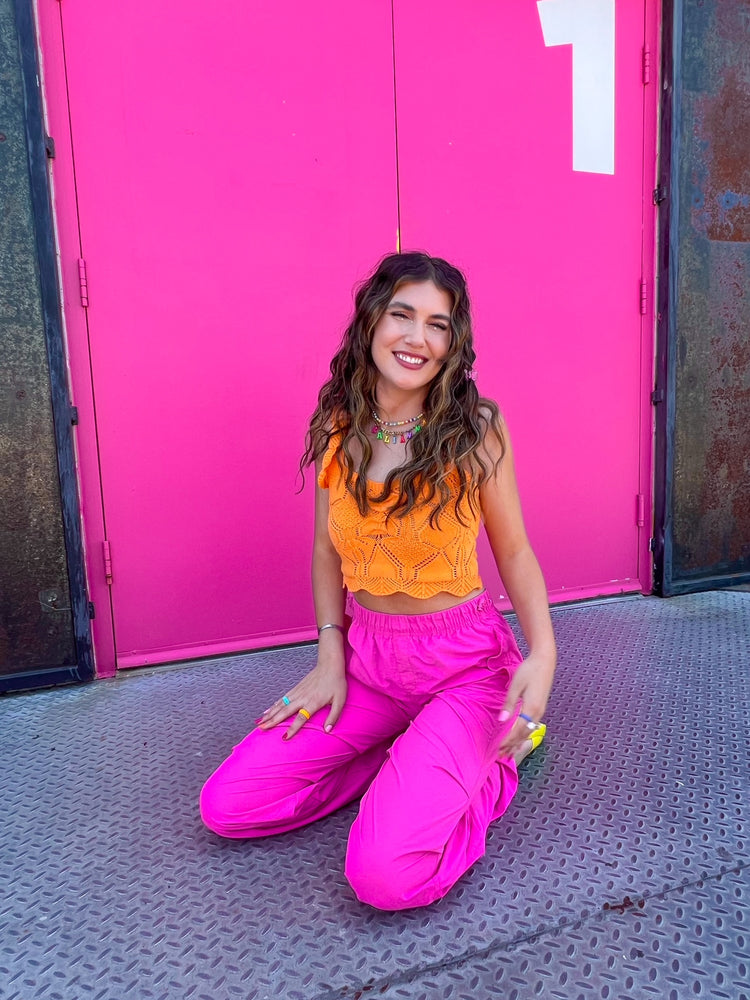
[537, 0, 616, 175]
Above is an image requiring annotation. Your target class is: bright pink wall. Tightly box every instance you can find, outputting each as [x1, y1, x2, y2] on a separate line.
[37, 1, 659, 672]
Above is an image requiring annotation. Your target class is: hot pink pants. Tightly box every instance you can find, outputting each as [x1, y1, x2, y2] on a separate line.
[200, 590, 523, 910]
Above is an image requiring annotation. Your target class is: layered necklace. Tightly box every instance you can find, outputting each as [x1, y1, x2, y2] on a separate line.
[371, 409, 424, 445]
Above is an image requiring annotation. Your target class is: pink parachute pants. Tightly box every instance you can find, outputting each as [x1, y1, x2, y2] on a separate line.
[200, 590, 523, 910]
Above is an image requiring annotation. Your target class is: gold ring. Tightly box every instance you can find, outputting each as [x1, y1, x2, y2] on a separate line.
[298, 708, 311, 721]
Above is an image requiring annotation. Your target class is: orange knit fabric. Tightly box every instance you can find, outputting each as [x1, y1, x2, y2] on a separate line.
[317, 434, 483, 598]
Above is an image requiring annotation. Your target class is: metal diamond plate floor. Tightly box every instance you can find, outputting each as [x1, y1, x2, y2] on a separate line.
[1, 592, 748, 1000]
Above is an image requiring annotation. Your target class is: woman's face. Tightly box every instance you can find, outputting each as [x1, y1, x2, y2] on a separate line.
[370, 280, 453, 400]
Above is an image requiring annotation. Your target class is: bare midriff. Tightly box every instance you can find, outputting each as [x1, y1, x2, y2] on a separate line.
[352, 587, 485, 616]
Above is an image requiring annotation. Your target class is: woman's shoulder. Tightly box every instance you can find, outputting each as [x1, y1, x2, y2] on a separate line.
[475, 397, 507, 464]
[476, 395, 504, 423]
[316, 420, 347, 489]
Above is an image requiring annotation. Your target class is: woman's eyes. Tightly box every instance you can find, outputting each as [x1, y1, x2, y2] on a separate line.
[390, 311, 448, 332]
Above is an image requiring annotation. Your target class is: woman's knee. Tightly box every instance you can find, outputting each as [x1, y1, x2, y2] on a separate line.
[345, 829, 433, 910]
[200, 755, 316, 838]
[345, 849, 401, 910]
[199, 770, 242, 837]
[199, 764, 274, 838]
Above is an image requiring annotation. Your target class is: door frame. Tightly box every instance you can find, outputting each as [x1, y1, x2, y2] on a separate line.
[2, 0, 93, 692]
[652, 0, 750, 595]
[638, 0, 662, 596]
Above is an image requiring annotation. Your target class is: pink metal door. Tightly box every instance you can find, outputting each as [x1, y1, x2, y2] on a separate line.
[395, 0, 657, 606]
[39, 1, 657, 672]
[40, 3, 398, 670]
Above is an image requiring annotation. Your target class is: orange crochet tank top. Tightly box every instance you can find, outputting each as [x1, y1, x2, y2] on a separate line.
[317, 434, 483, 599]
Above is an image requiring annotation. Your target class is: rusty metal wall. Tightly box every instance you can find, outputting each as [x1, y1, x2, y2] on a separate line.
[0, 0, 78, 677]
[656, 0, 750, 594]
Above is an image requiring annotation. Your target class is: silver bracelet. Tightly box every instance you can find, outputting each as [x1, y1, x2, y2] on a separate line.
[317, 623, 344, 635]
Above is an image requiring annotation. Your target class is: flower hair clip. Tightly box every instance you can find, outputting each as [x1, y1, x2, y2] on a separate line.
[465, 368, 477, 382]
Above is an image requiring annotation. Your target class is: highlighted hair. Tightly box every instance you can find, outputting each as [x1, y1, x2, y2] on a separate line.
[301, 251, 505, 523]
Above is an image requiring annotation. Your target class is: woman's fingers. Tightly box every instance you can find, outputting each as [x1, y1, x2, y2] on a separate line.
[258, 698, 314, 734]
[282, 707, 315, 741]
[324, 683, 348, 733]
[498, 716, 535, 755]
[257, 699, 291, 729]
[499, 652, 553, 720]
[285, 679, 348, 739]
[257, 676, 347, 738]
[257, 690, 307, 729]
[499, 668, 526, 723]
[497, 680, 544, 752]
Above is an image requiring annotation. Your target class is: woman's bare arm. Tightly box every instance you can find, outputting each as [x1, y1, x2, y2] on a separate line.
[258, 467, 348, 738]
[478, 418, 557, 755]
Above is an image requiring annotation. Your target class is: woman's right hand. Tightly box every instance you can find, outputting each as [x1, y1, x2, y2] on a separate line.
[256, 636, 347, 739]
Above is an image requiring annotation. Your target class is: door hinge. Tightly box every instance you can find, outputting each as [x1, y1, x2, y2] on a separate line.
[70, 405, 79, 425]
[45, 134, 56, 159]
[78, 258, 89, 308]
[653, 184, 667, 205]
[639, 279, 647, 315]
[636, 494, 645, 527]
[642, 45, 651, 85]
[102, 539, 113, 585]
[88, 601, 96, 619]
[651, 387, 664, 405]
[648, 537, 656, 553]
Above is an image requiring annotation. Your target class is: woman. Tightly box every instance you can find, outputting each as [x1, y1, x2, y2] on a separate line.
[200, 252, 556, 910]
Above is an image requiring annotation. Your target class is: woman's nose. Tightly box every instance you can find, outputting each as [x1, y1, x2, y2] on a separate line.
[404, 321, 427, 346]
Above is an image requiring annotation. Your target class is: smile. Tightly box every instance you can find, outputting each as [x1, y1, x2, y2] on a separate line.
[394, 352, 427, 368]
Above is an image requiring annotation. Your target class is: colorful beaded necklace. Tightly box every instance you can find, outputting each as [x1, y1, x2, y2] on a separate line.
[371, 410, 424, 445]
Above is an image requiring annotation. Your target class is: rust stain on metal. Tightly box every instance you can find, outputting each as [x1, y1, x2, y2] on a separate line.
[697, 69, 750, 242]
[672, 1, 750, 578]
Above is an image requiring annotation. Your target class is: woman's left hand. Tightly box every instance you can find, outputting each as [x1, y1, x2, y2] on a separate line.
[497, 652, 556, 757]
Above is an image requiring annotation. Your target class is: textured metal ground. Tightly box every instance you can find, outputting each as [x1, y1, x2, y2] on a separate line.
[1, 592, 748, 1000]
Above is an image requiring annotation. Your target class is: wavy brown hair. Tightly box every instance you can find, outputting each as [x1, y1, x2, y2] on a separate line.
[301, 251, 505, 524]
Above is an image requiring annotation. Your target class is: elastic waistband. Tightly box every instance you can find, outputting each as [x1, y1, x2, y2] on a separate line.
[346, 590, 498, 637]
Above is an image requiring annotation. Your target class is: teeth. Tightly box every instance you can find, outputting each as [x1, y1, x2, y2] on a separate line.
[395, 353, 425, 365]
